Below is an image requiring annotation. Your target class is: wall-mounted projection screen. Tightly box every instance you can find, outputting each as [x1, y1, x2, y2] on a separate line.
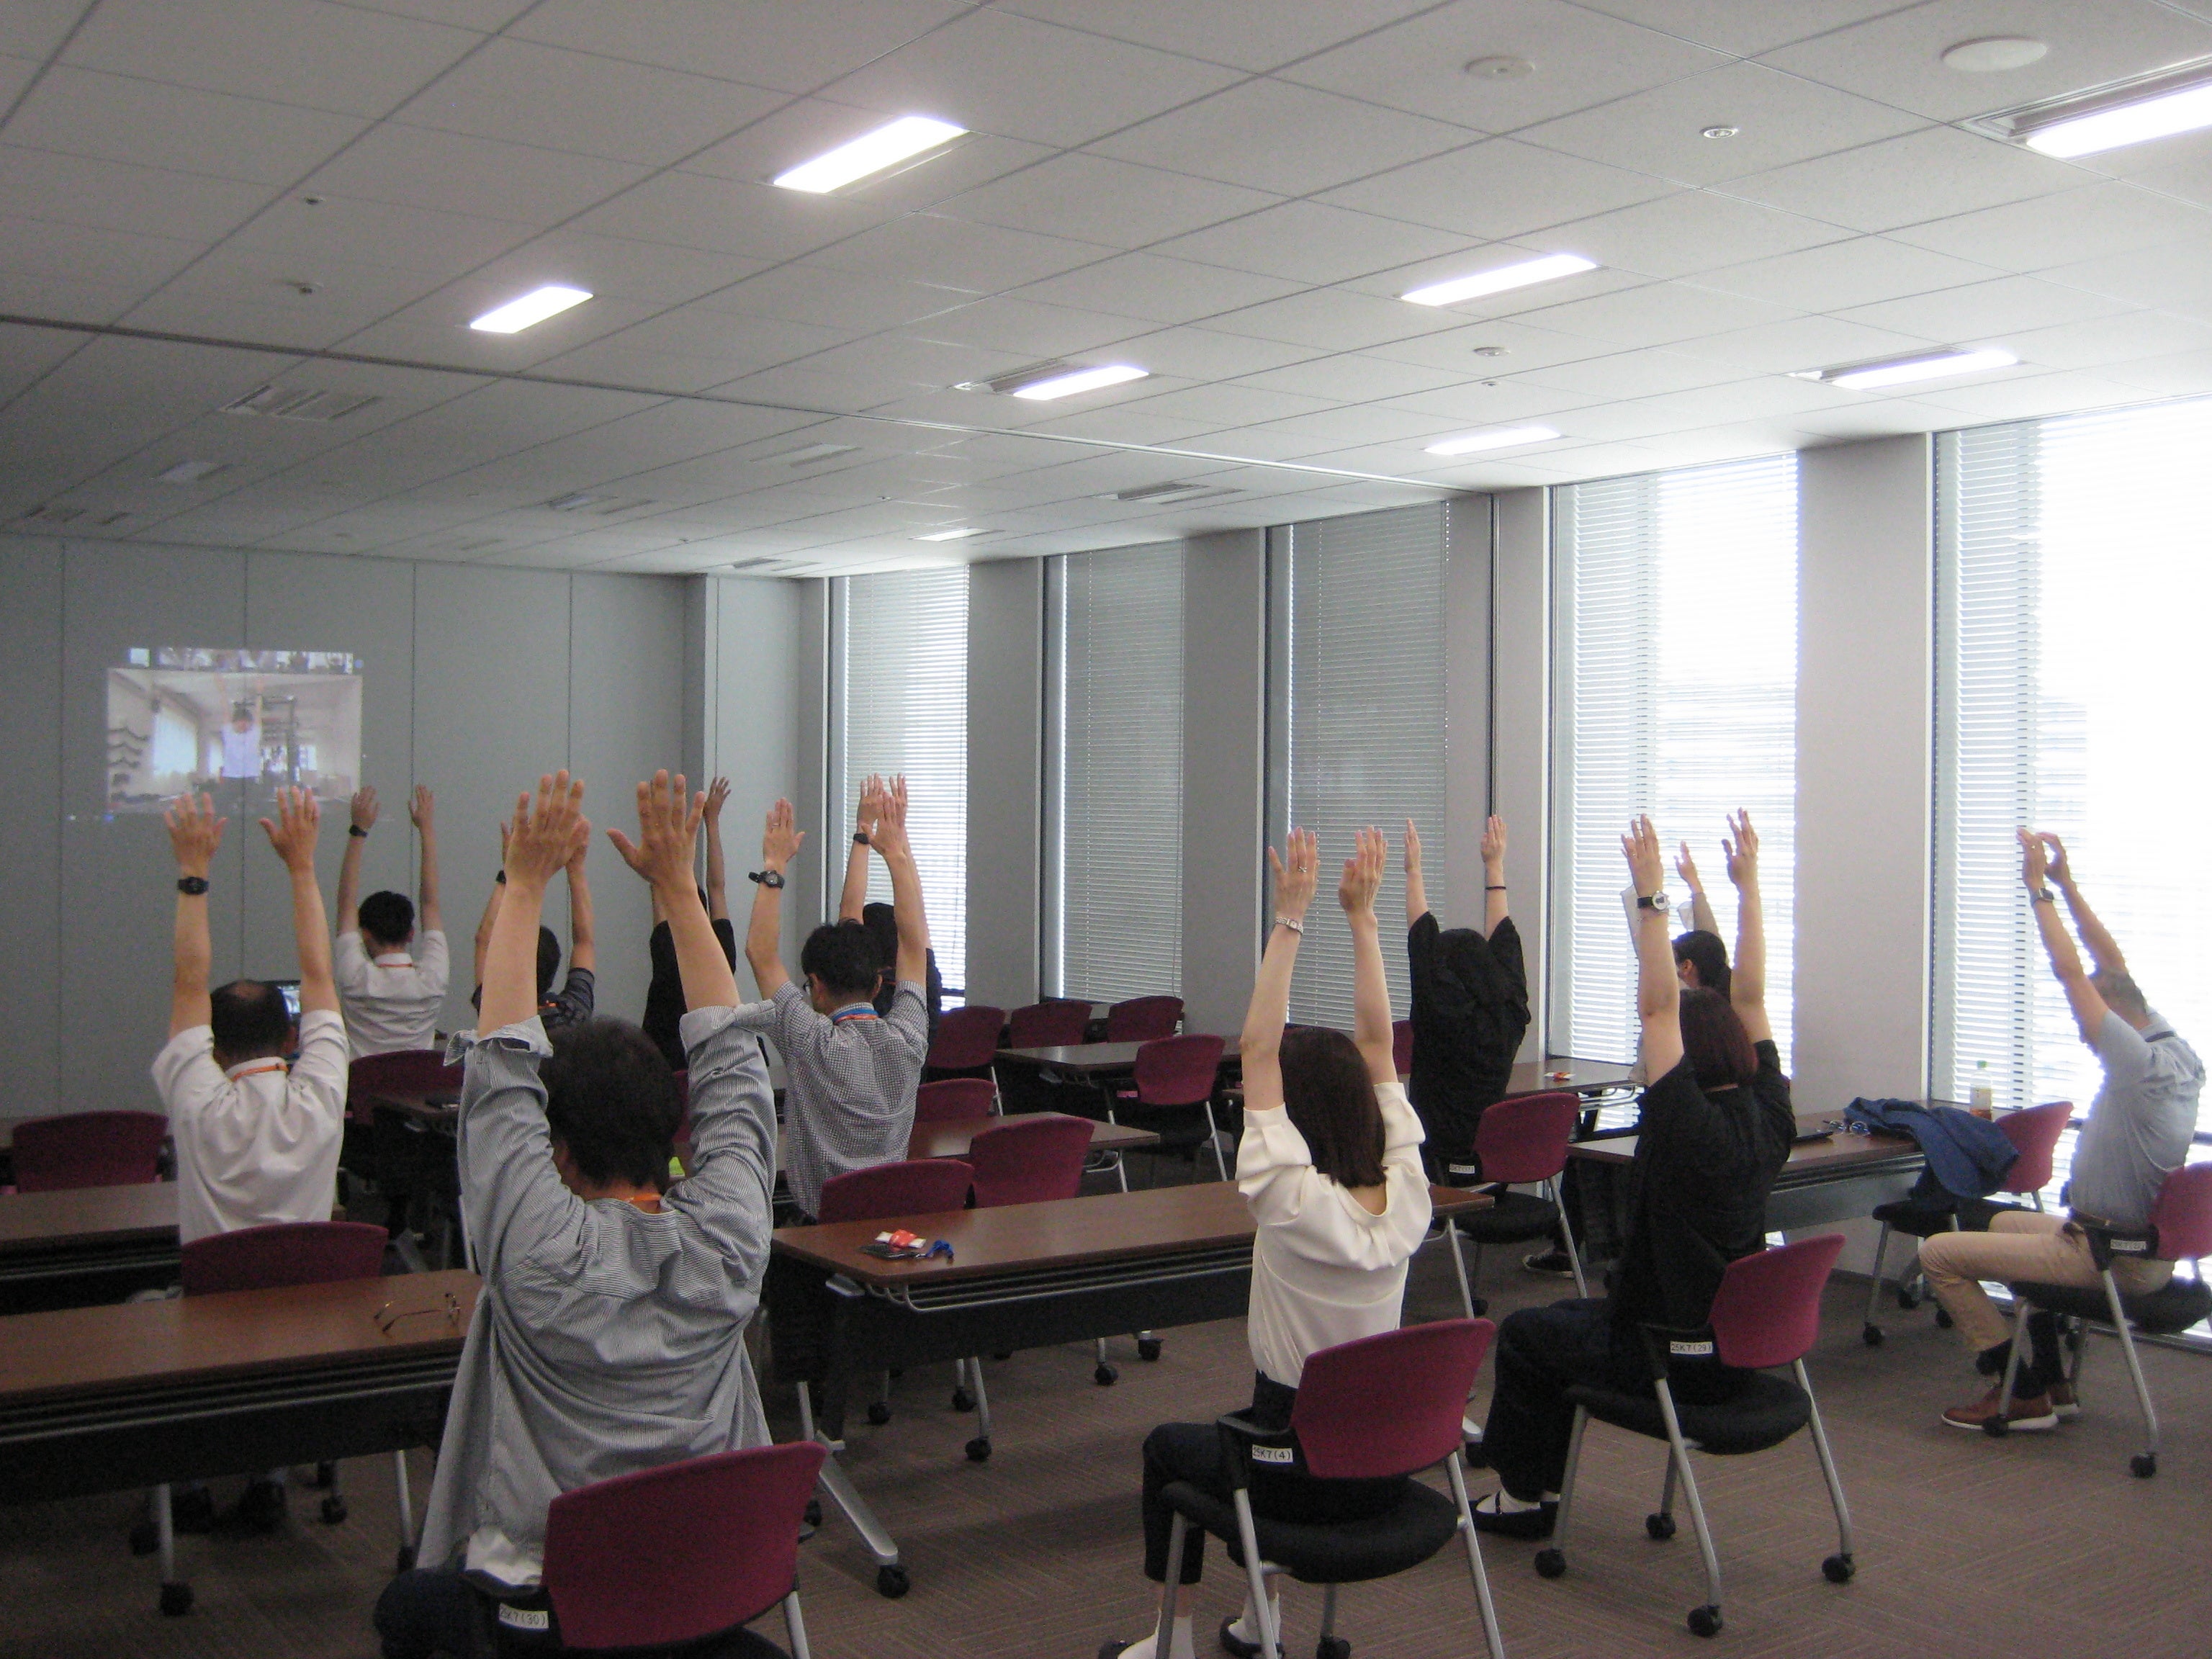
[105, 647, 363, 813]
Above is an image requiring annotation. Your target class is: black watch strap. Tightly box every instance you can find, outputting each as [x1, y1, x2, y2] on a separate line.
[349, 824, 369, 838]
[853, 831, 870, 845]
[749, 869, 786, 889]
[177, 876, 210, 896]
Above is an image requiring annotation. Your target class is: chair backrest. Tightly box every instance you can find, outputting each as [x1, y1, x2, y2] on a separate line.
[1106, 996, 1184, 1043]
[1291, 1318, 1494, 1480]
[2149, 1162, 2212, 1262]
[1006, 1000, 1092, 1049]
[1997, 1100, 2071, 1196]
[180, 1220, 388, 1296]
[346, 1048, 462, 1121]
[927, 1004, 1004, 1071]
[914, 1078, 997, 1122]
[967, 1114, 1094, 1208]
[1130, 1033, 1226, 1107]
[541, 1440, 827, 1653]
[1707, 1233, 1846, 1370]
[1392, 1019, 1413, 1077]
[9, 1110, 168, 1192]
[815, 1159, 974, 1225]
[1470, 1092, 1581, 1186]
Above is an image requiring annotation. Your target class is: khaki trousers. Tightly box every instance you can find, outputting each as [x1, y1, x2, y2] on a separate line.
[1918, 1209, 2171, 1355]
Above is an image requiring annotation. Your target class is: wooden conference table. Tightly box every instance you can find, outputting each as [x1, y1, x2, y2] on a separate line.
[770, 1179, 1493, 1598]
[1568, 1109, 1928, 1231]
[0, 1182, 181, 1314]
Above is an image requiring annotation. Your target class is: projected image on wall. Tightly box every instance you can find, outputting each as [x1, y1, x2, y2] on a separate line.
[106, 647, 364, 813]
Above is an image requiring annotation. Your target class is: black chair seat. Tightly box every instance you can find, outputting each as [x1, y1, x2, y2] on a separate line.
[2012, 1274, 2212, 1336]
[1455, 1191, 1560, 1245]
[1567, 1371, 1811, 1457]
[1158, 1478, 1459, 1586]
[1869, 1198, 1956, 1236]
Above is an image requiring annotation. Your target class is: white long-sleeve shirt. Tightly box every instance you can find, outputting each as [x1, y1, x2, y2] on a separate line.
[1238, 1078, 1433, 1388]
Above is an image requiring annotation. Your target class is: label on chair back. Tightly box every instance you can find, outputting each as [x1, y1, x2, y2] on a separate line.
[1669, 1339, 1715, 1357]
[1251, 1445, 1295, 1465]
[2110, 1237, 2148, 1253]
[498, 1607, 551, 1632]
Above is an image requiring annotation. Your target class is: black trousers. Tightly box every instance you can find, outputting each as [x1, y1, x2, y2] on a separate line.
[375, 1566, 789, 1658]
[1141, 1375, 1406, 1585]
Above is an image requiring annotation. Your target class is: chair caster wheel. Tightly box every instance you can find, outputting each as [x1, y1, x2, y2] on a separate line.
[1688, 1604, 1722, 1638]
[1316, 1637, 1352, 1659]
[319, 1496, 348, 1526]
[951, 1386, 975, 1412]
[130, 1520, 159, 1556]
[1094, 1363, 1119, 1385]
[1981, 1416, 2008, 1439]
[1138, 1338, 1163, 1362]
[313, 1461, 337, 1489]
[1934, 1308, 1953, 1328]
[965, 1437, 992, 1462]
[992, 1351, 1012, 1361]
[1645, 1512, 1676, 1542]
[1533, 1548, 1566, 1579]
[2131, 1453, 2157, 1479]
[804, 1498, 822, 1529]
[876, 1564, 910, 1598]
[1894, 1283, 1919, 1310]
[160, 1582, 194, 1617]
[866, 1401, 892, 1426]
[1467, 1296, 1488, 1318]
[1822, 1553, 1854, 1583]
[1861, 1324, 1884, 1347]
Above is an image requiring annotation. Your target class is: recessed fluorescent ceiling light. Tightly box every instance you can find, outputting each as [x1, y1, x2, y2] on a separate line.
[776, 442, 859, 466]
[1425, 424, 1560, 456]
[773, 116, 966, 192]
[1401, 253, 1596, 307]
[1008, 364, 1148, 400]
[915, 526, 986, 541]
[2023, 76, 2212, 156]
[156, 460, 227, 484]
[1813, 347, 2018, 390]
[469, 284, 591, 333]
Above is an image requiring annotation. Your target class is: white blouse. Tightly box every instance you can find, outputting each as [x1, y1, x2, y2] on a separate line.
[1238, 1079, 1434, 1388]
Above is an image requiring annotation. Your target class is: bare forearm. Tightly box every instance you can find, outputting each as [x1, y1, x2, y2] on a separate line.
[743, 881, 786, 996]
[415, 827, 441, 932]
[839, 838, 870, 922]
[291, 868, 338, 1014]
[479, 878, 547, 1033]
[2033, 899, 2088, 984]
[567, 868, 595, 972]
[662, 881, 739, 1010]
[1731, 885, 1766, 1007]
[336, 836, 364, 932]
[1635, 912, 1679, 1021]
[1406, 863, 1428, 930]
[1240, 924, 1301, 1064]
[881, 847, 930, 983]
[473, 881, 503, 987]
[705, 818, 729, 920]
[1347, 912, 1394, 1075]
[1689, 886, 1719, 937]
[171, 894, 212, 1035]
[2059, 880, 2126, 976]
[1483, 858, 1507, 936]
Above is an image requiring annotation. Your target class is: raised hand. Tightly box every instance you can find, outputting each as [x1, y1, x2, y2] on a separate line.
[1675, 841, 1703, 893]
[760, 798, 806, 872]
[503, 772, 588, 890]
[2038, 831, 2071, 886]
[350, 786, 379, 832]
[856, 773, 886, 838]
[1338, 826, 1387, 917]
[2018, 825, 2050, 892]
[409, 784, 433, 831]
[1480, 814, 1506, 866]
[1403, 817, 1424, 873]
[608, 771, 706, 894]
[1622, 814, 1665, 898]
[1269, 827, 1318, 923]
[703, 775, 730, 826]
[166, 792, 226, 877]
[258, 786, 321, 873]
[870, 776, 912, 862]
[1723, 810, 1758, 888]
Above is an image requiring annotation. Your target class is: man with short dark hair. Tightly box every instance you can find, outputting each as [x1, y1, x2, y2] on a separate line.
[470, 824, 595, 1030]
[333, 783, 448, 1055]
[738, 777, 930, 1220]
[1921, 831, 2203, 1431]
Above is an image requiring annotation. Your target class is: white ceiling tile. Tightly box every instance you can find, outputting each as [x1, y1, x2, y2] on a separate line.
[704, 360, 920, 413]
[1699, 235, 2005, 313]
[1207, 289, 1467, 351]
[0, 145, 277, 243]
[64, 0, 481, 118]
[1886, 183, 2212, 272]
[930, 151, 1282, 248]
[569, 173, 891, 262]
[3, 66, 369, 186]
[1619, 374, 1859, 430]
[1514, 346, 1741, 398]
[345, 2, 539, 27]
[511, 1, 970, 96]
[1725, 125, 2081, 234]
[2065, 128, 2212, 212]
[1518, 61, 1928, 187]
[909, 294, 1161, 359]
[1284, 0, 1727, 127]
[297, 123, 649, 224]
[390, 37, 786, 166]
[0, 3, 96, 59]
[1112, 382, 1339, 428]
[1909, 368, 2151, 422]
[1089, 80, 1478, 195]
[598, 306, 852, 372]
[693, 264, 968, 332]
[118, 287, 408, 351]
[2038, 239, 2212, 320]
[1674, 313, 1939, 374]
[333, 292, 668, 373]
[1010, 405, 1223, 446]
[1835, 276, 2131, 343]
[1237, 354, 1480, 402]
[791, 330, 1026, 390]
[1532, 189, 1848, 279]
[1786, 396, 1977, 441]
[1359, 316, 1615, 374]
[1097, 325, 1329, 379]
[820, 9, 1244, 148]
[226, 191, 544, 282]
[1149, 201, 1470, 285]
[1567, 1, 1917, 57]
[1377, 379, 1606, 423]
[1758, 0, 2212, 125]
[1999, 311, 2212, 374]
[1004, 253, 1305, 327]
[1512, 279, 1802, 347]
[0, 217, 209, 320]
[2101, 347, 2212, 395]
[0, 53, 35, 108]
[475, 232, 772, 309]
[1318, 139, 1674, 241]
[991, 0, 1434, 72]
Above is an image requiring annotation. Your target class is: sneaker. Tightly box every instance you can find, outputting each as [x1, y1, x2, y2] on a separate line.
[1521, 1248, 1576, 1278]
[1470, 1490, 1557, 1539]
[2048, 1380, 2082, 1421]
[1941, 1384, 2058, 1433]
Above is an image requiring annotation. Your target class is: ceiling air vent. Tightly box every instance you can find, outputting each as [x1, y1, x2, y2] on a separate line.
[220, 385, 382, 423]
[775, 443, 859, 467]
[19, 503, 87, 524]
[956, 359, 1074, 395]
[1110, 480, 1242, 504]
[544, 493, 654, 516]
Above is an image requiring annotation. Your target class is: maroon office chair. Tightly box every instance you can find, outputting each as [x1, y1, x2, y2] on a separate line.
[10, 1110, 167, 1191]
[912, 1078, 997, 1125]
[924, 1004, 1003, 1079]
[1990, 1161, 2212, 1478]
[1005, 1000, 1091, 1050]
[1105, 996, 1183, 1043]
[535, 1441, 827, 1658]
[139, 1221, 410, 1617]
[1392, 1018, 1414, 1079]
[1148, 1318, 1505, 1659]
[1861, 1100, 2072, 1346]
[815, 1159, 974, 1429]
[345, 1049, 461, 1122]
[955, 1115, 1097, 1460]
[1107, 1034, 1230, 1182]
[1439, 1092, 1587, 1321]
[1534, 1233, 1855, 1640]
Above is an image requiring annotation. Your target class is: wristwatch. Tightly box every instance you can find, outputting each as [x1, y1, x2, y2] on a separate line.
[853, 832, 870, 846]
[349, 824, 369, 838]
[177, 876, 210, 896]
[748, 869, 786, 889]
[2031, 888, 2056, 904]
[1635, 891, 1670, 912]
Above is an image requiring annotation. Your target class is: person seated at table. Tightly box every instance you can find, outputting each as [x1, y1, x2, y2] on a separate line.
[470, 824, 597, 1030]
[376, 770, 780, 1659]
[1404, 812, 1528, 1187]
[333, 783, 449, 1056]
[642, 775, 741, 1071]
[1101, 827, 1433, 1659]
[1670, 838, 1732, 996]
[840, 772, 944, 1033]
[1473, 811, 1792, 1538]
[1919, 830, 2202, 1431]
[737, 777, 930, 1221]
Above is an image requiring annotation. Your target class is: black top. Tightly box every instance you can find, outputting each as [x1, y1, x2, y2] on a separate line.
[1406, 912, 1530, 1167]
[642, 917, 739, 1071]
[469, 966, 596, 1032]
[873, 945, 944, 1037]
[1609, 1040, 1795, 1351]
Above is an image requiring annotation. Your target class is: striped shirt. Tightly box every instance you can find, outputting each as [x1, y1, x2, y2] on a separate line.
[737, 980, 928, 1216]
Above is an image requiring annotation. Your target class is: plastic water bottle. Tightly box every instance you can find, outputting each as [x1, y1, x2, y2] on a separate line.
[1969, 1060, 1994, 1120]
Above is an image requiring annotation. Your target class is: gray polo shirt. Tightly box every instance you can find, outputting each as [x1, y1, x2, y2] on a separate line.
[736, 980, 927, 1217]
[2069, 1008, 2200, 1227]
